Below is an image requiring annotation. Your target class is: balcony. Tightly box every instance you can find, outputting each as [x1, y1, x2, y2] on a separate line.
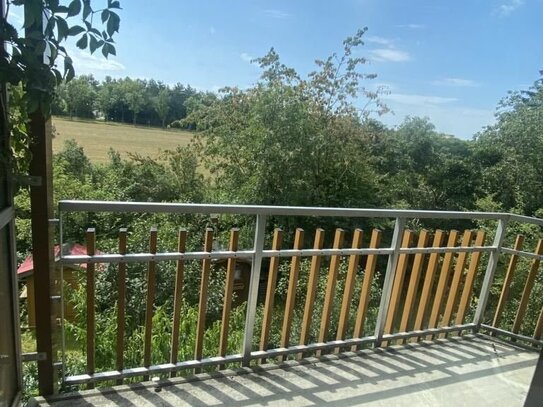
[24, 201, 543, 406]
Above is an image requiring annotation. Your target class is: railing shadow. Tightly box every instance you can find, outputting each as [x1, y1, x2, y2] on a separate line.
[35, 335, 539, 407]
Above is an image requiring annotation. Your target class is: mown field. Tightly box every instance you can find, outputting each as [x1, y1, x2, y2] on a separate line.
[52, 117, 195, 163]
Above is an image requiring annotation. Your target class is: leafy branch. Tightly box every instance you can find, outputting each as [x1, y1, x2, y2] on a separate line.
[1, 0, 121, 114]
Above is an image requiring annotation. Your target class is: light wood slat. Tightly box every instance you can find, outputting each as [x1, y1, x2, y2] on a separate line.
[143, 227, 158, 381]
[259, 228, 283, 360]
[298, 229, 325, 359]
[534, 305, 543, 340]
[492, 234, 524, 328]
[86, 228, 96, 389]
[170, 229, 187, 378]
[426, 230, 459, 340]
[382, 230, 413, 346]
[195, 228, 214, 371]
[512, 239, 543, 334]
[412, 230, 445, 342]
[455, 230, 487, 326]
[335, 229, 364, 353]
[316, 229, 345, 357]
[115, 228, 127, 385]
[219, 228, 240, 368]
[279, 228, 304, 362]
[399, 230, 430, 343]
[351, 229, 382, 351]
[440, 230, 473, 333]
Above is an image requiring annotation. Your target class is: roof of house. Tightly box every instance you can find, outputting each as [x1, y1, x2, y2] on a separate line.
[17, 243, 100, 278]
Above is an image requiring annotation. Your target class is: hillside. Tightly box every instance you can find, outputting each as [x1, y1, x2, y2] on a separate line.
[52, 117, 194, 163]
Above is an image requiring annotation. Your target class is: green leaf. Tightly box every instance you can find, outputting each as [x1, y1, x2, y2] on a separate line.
[66, 65, 75, 82]
[106, 12, 120, 36]
[101, 9, 110, 23]
[83, 0, 92, 19]
[45, 17, 56, 35]
[35, 40, 47, 55]
[107, 44, 116, 56]
[67, 0, 82, 17]
[68, 25, 85, 36]
[76, 34, 88, 49]
[102, 43, 109, 58]
[109, 1, 121, 9]
[57, 18, 69, 41]
[89, 36, 103, 54]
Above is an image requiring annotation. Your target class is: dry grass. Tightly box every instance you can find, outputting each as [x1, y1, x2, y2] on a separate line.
[52, 116, 195, 164]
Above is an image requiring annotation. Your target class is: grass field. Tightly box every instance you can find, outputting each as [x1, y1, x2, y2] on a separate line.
[52, 116, 195, 163]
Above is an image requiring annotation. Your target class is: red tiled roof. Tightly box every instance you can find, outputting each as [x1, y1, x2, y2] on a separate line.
[17, 243, 101, 277]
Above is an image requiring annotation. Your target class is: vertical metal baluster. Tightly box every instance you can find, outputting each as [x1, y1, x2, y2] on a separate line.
[374, 217, 405, 347]
[473, 218, 508, 329]
[242, 214, 267, 366]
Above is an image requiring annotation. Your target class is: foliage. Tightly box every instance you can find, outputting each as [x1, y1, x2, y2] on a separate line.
[474, 74, 543, 216]
[2, 0, 121, 114]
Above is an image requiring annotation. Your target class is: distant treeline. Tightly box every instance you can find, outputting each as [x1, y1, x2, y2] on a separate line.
[52, 74, 216, 128]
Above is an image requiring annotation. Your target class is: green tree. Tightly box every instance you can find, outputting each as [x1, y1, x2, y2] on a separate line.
[58, 74, 98, 118]
[123, 78, 146, 125]
[154, 87, 171, 128]
[474, 74, 543, 216]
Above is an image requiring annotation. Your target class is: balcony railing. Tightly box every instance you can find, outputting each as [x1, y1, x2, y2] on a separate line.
[52, 200, 543, 388]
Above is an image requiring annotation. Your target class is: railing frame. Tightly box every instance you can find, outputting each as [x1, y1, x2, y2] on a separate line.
[52, 200, 543, 387]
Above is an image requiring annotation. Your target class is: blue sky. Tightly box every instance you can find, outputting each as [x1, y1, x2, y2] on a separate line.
[8, 0, 543, 138]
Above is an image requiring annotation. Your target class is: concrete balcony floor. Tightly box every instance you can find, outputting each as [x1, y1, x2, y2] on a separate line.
[32, 335, 540, 407]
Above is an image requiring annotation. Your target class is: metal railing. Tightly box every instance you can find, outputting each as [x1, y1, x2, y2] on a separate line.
[54, 200, 543, 387]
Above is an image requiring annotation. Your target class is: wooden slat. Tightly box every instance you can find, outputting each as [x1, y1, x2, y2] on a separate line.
[316, 229, 345, 357]
[86, 228, 96, 389]
[298, 229, 325, 359]
[195, 228, 214, 370]
[455, 230, 487, 326]
[351, 229, 382, 351]
[492, 234, 524, 328]
[512, 239, 543, 334]
[335, 229, 364, 353]
[440, 230, 473, 333]
[115, 228, 127, 385]
[170, 229, 187, 378]
[399, 230, 430, 342]
[382, 229, 413, 345]
[534, 305, 543, 341]
[426, 230, 459, 340]
[143, 227, 158, 381]
[412, 230, 445, 342]
[279, 228, 304, 362]
[219, 228, 240, 368]
[259, 228, 283, 359]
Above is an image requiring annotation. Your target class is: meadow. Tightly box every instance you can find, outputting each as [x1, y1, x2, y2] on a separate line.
[52, 117, 194, 163]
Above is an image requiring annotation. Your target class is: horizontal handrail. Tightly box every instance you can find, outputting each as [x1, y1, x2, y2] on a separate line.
[59, 246, 496, 266]
[59, 199, 513, 220]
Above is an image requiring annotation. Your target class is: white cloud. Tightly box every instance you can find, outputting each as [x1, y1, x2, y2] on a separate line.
[370, 48, 411, 62]
[432, 77, 481, 87]
[396, 24, 425, 29]
[493, 0, 524, 16]
[262, 9, 291, 19]
[69, 49, 125, 73]
[7, 7, 23, 26]
[365, 36, 394, 46]
[383, 93, 458, 106]
[240, 52, 255, 63]
[379, 92, 494, 138]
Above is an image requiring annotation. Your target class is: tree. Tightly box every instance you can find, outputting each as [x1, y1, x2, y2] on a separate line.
[59, 74, 98, 118]
[154, 87, 170, 128]
[474, 74, 543, 215]
[186, 29, 385, 235]
[123, 78, 146, 125]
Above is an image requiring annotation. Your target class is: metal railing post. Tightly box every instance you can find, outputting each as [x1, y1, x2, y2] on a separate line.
[242, 214, 267, 366]
[374, 217, 405, 347]
[473, 218, 508, 329]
